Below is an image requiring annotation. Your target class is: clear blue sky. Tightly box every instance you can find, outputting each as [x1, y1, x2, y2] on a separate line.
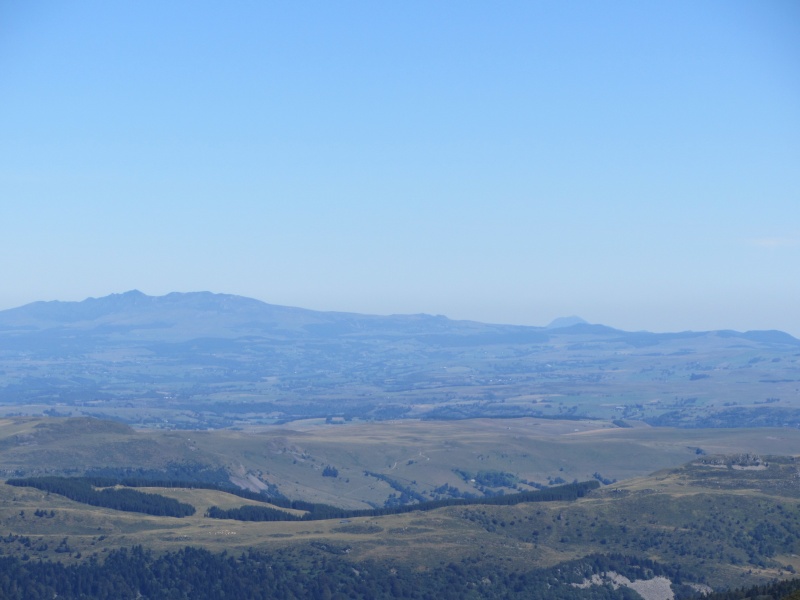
[2, 1, 798, 334]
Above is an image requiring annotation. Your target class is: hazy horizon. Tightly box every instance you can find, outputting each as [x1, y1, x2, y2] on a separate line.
[2, 288, 799, 338]
[2, 2, 798, 336]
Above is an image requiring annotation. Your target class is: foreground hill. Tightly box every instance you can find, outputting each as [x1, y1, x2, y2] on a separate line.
[3, 416, 800, 594]
[4, 448, 800, 594]
[0, 291, 798, 428]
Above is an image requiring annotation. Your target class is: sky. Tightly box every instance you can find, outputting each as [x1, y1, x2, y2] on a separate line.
[1, 1, 798, 335]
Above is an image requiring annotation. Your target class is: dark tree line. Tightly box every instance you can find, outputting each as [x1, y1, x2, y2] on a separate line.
[83, 474, 285, 502]
[363, 470, 428, 505]
[6, 477, 195, 518]
[6, 476, 597, 523]
[206, 480, 600, 522]
[704, 578, 800, 600]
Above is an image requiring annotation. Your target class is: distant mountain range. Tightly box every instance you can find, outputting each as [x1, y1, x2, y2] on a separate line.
[0, 291, 798, 428]
[1, 290, 796, 344]
[0, 289, 541, 340]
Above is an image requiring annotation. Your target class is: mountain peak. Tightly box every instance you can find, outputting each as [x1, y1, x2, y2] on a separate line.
[546, 316, 589, 329]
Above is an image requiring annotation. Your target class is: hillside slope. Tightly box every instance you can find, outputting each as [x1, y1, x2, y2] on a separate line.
[3, 451, 800, 591]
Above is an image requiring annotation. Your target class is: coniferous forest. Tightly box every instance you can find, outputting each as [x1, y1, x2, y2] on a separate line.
[0, 546, 706, 600]
[2, 542, 800, 599]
